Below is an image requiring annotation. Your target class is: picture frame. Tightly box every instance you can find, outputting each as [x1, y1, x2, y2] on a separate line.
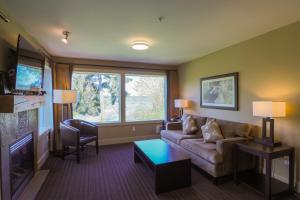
[200, 72, 238, 110]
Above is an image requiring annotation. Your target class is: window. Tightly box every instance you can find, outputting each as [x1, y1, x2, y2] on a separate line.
[38, 63, 53, 134]
[125, 74, 166, 122]
[72, 72, 121, 123]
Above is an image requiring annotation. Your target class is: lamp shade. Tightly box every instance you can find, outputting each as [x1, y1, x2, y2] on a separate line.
[253, 101, 286, 118]
[174, 99, 190, 108]
[53, 89, 77, 104]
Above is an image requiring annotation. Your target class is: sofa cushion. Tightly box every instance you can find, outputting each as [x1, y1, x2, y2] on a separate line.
[201, 120, 224, 143]
[216, 119, 252, 138]
[160, 130, 200, 144]
[180, 139, 223, 164]
[193, 116, 207, 136]
[194, 116, 207, 127]
[182, 115, 198, 134]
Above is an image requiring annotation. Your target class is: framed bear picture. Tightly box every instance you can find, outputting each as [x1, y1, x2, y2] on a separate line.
[200, 72, 238, 110]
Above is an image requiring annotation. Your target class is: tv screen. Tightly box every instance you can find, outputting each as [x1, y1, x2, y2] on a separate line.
[13, 35, 44, 91]
[16, 64, 43, 90]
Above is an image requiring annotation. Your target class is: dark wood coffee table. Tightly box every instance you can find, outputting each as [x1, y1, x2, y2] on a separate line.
[134, 139, 191, 194]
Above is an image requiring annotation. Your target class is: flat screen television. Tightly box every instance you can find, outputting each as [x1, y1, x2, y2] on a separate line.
[11, 35, 44, 91]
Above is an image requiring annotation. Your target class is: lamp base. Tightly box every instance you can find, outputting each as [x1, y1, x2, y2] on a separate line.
[254, 137, 282, 147]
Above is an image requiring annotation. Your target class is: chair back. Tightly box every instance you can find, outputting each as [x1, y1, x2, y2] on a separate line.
[63, 119, 82, 131]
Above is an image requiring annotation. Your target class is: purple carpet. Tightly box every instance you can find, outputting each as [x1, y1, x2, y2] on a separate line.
[36, 143, 299, 200]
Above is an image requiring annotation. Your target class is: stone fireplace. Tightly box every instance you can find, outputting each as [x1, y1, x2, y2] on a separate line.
[0, 109, 38, 200]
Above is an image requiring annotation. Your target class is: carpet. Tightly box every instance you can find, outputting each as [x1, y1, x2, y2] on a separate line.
[36, 143, 299, 200]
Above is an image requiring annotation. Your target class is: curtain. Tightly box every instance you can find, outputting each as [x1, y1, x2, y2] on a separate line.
[167, 70, 179, 121]
[52, 63, 73, 151]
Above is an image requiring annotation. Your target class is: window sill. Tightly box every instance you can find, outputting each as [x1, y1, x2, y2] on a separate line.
[95, 120, 164, 127]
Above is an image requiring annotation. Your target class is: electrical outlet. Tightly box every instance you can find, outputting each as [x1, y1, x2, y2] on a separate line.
[132, 126, 136, 132]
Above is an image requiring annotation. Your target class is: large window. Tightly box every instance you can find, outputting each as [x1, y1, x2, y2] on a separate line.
[125, 74, 166, 122]
[72, 72, 121, 123]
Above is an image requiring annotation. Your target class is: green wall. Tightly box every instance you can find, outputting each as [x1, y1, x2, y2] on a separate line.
[178, 21, 300, 187]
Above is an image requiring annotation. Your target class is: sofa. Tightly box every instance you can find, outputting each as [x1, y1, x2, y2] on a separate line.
[160, 115, 257, 179]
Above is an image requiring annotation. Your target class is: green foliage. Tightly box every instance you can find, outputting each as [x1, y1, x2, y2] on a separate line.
[72, 73, 120, 118]
[73, 72, 166, 123]
[126, 75, 165, 121]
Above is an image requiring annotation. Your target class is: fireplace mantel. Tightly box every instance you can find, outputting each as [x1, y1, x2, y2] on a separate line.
[0, 95, 45, 113]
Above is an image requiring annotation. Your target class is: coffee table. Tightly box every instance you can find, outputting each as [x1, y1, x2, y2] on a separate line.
[134, 139, 191, 194]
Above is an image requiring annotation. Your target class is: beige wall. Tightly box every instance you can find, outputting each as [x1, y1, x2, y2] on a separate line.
[0, 3, 49, 57]
[99, 123, 161, 145]
[178, 21, 300, 188]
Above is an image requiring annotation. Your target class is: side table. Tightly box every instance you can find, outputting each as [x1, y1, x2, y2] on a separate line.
[234, 141, 294, 200]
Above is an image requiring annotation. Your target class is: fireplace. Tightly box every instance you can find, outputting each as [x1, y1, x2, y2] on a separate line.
[9, 132, 34, 198]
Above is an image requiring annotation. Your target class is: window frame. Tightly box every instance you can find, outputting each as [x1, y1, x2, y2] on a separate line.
[71, 68, 167, 126]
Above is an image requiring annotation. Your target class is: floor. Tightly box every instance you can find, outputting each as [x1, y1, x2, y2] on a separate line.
[37, 143, 299, 200]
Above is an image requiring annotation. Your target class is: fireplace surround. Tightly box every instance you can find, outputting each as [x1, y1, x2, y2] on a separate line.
[0, 109, 38, 200]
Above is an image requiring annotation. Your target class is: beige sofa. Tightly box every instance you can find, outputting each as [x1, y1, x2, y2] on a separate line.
[160, 115, 257, 179]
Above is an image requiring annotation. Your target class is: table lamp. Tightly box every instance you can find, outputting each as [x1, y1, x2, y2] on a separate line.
[53, 89, 77, 121]
[174, 99, 190, 117]
[253, 101, 286, 147]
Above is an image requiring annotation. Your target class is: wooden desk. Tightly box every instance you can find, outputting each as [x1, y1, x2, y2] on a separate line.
[234, 142, 294, 200]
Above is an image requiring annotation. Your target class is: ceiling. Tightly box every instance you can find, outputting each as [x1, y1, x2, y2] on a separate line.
[1, 0, 300, 65]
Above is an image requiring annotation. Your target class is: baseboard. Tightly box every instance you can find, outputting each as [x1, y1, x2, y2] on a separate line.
[37, 150, 49, 169]
[99, 135, 160, 146]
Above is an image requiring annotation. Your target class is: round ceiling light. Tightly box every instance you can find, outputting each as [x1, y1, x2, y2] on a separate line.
[131, 41, 149, 50]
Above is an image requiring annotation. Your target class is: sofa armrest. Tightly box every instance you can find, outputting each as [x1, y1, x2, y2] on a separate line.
[216, 137, 249, 154]
[166, 122, 182, 130]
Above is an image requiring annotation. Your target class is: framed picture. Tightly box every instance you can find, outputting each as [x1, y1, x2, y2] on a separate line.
[200, 72, 238, 110]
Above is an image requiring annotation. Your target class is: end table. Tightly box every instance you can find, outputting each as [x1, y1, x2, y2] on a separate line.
[234, 141, 294, 200]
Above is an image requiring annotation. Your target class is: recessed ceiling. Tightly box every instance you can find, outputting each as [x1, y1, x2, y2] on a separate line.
[1, 0, 300, 65]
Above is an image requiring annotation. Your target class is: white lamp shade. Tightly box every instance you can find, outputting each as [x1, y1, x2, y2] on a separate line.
[253, 101, 286, 118]
[174, 99, 190, 108]
[53, 89, 77, 104]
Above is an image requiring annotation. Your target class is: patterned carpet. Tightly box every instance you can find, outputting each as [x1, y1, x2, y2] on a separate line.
[36, 143, 299, 200]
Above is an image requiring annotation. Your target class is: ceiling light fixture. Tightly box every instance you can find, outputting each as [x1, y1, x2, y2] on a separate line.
[61, 31, 70, 44]
[131, 41, 149, 50]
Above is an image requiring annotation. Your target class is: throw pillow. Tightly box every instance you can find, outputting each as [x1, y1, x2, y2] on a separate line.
[201, 120, 224, 143]
[182, 115, 198, 135]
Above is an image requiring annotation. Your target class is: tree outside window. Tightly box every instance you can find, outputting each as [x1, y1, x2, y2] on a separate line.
[72, 72, 121, 123]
